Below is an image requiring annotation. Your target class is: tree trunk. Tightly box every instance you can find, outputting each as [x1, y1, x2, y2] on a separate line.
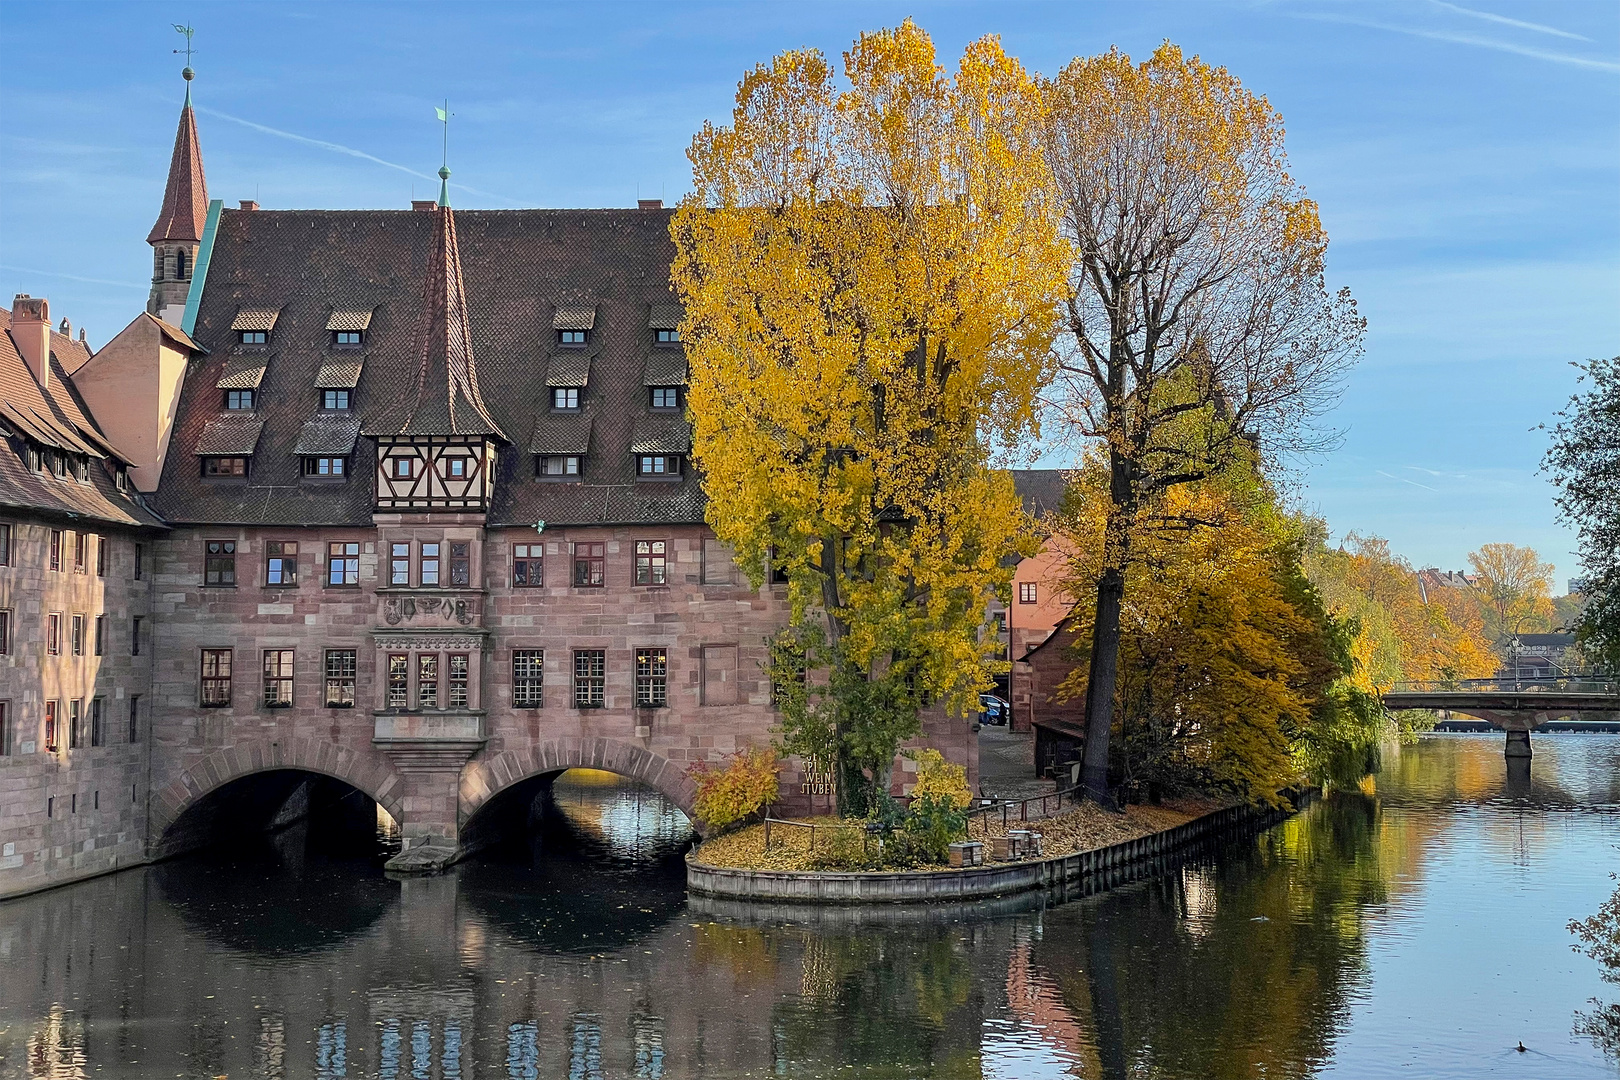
[1081, 565, 1124, 803]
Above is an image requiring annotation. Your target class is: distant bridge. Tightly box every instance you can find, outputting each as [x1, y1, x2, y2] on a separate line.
[1381, 677, 1620, 756]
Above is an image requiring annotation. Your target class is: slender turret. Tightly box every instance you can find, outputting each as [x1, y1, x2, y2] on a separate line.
[147, 61, 208, 322]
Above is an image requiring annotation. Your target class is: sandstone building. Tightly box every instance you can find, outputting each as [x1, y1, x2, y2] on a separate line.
[0, 76, 976, 897]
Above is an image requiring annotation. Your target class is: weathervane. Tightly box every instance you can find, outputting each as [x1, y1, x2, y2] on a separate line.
[434, 100, 453, 207]
[172, 24, 196, 99]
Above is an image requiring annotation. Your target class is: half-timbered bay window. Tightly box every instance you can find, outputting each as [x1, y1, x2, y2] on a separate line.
[325, 650, 356, 707]
[265, 540, 298, 585]
[513, 650, 544, 707]
[204, 540, 237, 586]
[263, 650, 294, 707]
[573, 542, 605, 588]
[536, 455, 579, 478]
[449, 654, 469, 706]
[200, 649, 232, 706]
[417, 654, 439, 708]
[202, 456, 248, 478]
[636, 649, 668, 707]
[574, 650, 605, 708]
[512, 544, 542, 587]
[387, 654, 409, 708]
[634, 541, 667, 585]
[327, 542, 359, 586]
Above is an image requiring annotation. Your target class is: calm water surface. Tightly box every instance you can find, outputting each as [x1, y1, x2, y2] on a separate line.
[1, 734, 1617, 1079]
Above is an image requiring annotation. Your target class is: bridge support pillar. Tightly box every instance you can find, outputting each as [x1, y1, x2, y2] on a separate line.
[1504, 729, 1532, 758]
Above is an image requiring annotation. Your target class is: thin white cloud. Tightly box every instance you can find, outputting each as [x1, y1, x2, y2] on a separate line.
[1427, 1, 1591, 43]
[1297, 12, 1620, 73]
[1406, 465, 1468, 479]
[196, 107, 527, 205]
[0, 265, 144, 290]
[1377, 469, 1439, 492]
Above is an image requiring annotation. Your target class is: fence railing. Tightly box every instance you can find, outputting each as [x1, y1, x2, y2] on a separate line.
[1388, 676, 1618, 695]
[762, 784, 1086, 853]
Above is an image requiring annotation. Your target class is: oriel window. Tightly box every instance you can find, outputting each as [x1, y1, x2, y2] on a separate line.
[573, 542, 605, 588]
[512, 544, 543, 587]
[418, 654, 439, 708]
[635, 648, 668, 707]
[635, 540, 667, 586]
[387, 654, 409, 708]
[204, 539, 237, 586]
[265, 540, 298, 585]
[513, 650, 544, 708]
[448, 653, 469, 707]
[573, 650, 605, 708]
[200, 649, 232, 706]
[263, 650, 294, 707]
[327, 541, 360, 586]
[420, 543, 441, 586]
[325, 650, 357, 707]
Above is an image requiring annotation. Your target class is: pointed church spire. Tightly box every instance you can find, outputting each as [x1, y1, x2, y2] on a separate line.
[395, 204, 506, 439]
[147, 64, 209, 245]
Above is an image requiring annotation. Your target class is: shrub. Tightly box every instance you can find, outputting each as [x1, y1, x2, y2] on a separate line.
[689, 747, 779, 831]
[909, 749, 972, 809]
[901, 795, 969, 864]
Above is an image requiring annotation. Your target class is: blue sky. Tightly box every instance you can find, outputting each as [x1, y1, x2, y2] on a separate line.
[2, 1, 1615, 587]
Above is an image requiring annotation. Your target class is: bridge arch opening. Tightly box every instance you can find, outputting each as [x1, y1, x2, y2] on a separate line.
[155, 769, 399, 863]
[459, 768, 693, 866]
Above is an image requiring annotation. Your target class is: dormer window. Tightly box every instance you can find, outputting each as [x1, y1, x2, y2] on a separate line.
[650, 387, 679, 410]
[656, 328, 681, 344]
[303, 456, 346, 477]
[333, 330, 363, 348]
[239, 330, 268, 346]
[558, 329, 587, 347]
[323, 390, 351, 411]
[536, 455, 580, 478]
[202, 456, 248, 478]
[552, 387, 580, 411]
[225, 390, 255, 411]
[637, 455, 680, 477]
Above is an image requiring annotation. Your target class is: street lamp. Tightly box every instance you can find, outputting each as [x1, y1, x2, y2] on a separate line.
[1509, 635, 1521, 689]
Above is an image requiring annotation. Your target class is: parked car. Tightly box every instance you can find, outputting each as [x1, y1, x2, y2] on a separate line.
[979, 694, 1010, 726]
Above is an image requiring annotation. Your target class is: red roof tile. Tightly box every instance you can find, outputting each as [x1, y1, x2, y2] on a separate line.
[147, 101, 209, 245]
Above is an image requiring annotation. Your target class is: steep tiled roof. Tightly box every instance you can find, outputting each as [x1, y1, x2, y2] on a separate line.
[150, 208, 702, 526]
[325, 308, 374, 332]
[231, 307, 281, 332]
[642, 352, 687, 387]
[528, 412, 594, 455]
[215, 354, 269, 389]
[293, 415, 362, 456]
[196, 413, 264, 455]
[648, 304, 683, 330]
[630, 416, 692, 455]
[552, 305, 597, 330]
[147, 100, 209, 245]
[0, 307, 164, 528]
[544, 351, 593, 388]
[313, 355, 365, 389]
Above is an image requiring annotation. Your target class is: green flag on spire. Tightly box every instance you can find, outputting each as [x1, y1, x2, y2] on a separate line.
[435, 107, 447, 122]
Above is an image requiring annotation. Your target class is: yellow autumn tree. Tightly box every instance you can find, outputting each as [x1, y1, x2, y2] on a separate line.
[670, 22, 1065, 813]
[1038, 44, 1366, 803]
[1468, 542, 1556, 643]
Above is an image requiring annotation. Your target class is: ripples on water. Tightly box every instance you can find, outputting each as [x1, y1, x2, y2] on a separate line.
[1, 740, 1617, 1079]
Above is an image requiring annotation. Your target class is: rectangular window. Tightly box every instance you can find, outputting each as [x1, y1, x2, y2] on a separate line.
[637, 455, 679, 477]
[0, 701, 10, 756]
[204, 539, 236, 586]
[239, 330, 267, 345]
[635, 540, 667, 586]
[134, 543, 144, 580]
[225, 389, 255, 410]
[95, 535, 106, 576]
[537, 455, 580, 477]
[324, 650, 357, 708]
[418, 654, 439, 708]
[559, 329, 587, 346]
[265, 540, 299, 585]
[47, 613, 60, 655]
[552, 387, 579, 410]
[512, 544, 543, 587]
[263, 649, 294, 707]
[573, 542, 605, 587]
[0, 522, 10, 565]
[304, 456, 346, 476]
[1018, 582, 1037, 604]
[333, 331, 362, 348]
[573, 650, 605, 708]
[420, 542, 441, 586]
[50, 529, 61, 571]
[323, 389, 352, 410]
[650, 387, 678, 409]
[390, 542, 410, 585]
[202, 457, 248, 477]
[128, 695, 140, 743]
[387, 654, 409, 708]
[201, 649, 233, 706]
[513, 650, 544, 708]
[90, 698, 104, 747]
[449, 542, 469, 586]
[69, 699, 82, 749]
[386, 456, 417, 480]
[327, 541, 360, 586]
[0, 610, 9, 655]
[44, 701, 58, 753]
[449, 653, 469, 707]
[71, 614, 84, 656]
[131, 616, 142, 656]
[656, 328, 681, 343]
[74, 531, 87, 572]
[635, 648, 668, 707]
[442, 456, 469, 480]
[94, 614, 106, 656]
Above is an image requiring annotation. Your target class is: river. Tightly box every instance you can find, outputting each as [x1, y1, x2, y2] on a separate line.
[1, 733, 1616, 1079]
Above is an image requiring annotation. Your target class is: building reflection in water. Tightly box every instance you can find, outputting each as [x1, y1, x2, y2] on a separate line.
[1, 741, 1617, 1078]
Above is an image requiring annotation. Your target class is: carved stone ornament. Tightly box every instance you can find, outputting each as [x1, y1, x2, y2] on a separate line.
[372, 635, 486, 652]
[382, 594, 477, 627]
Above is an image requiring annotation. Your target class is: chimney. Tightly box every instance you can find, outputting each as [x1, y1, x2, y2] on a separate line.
[11, 294, 51, 389]
[238, 199, 259, 211]
[412, 200, 438, 212]
[638, 199, 663, 210]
